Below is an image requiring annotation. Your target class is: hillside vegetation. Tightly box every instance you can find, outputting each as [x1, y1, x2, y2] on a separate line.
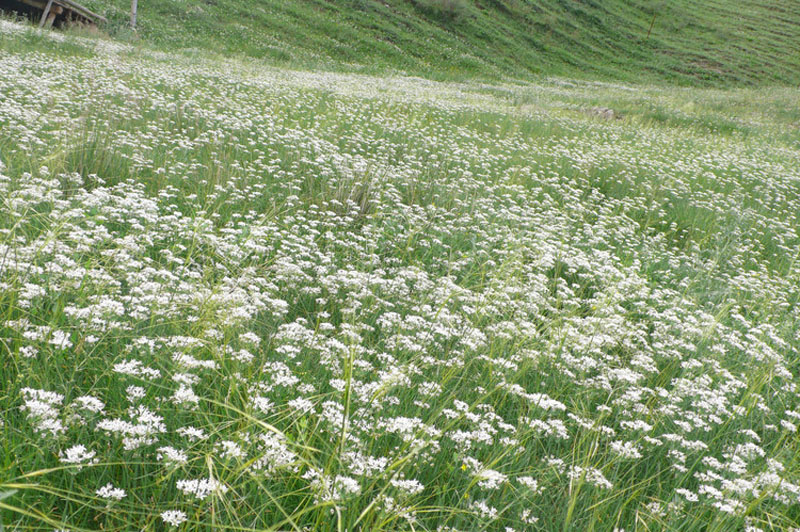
[2, 19, 800, 531]
[46, 0, 800, 85]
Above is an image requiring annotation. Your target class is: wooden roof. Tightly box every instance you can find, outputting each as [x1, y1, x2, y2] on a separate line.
[13, 0, 107, 28]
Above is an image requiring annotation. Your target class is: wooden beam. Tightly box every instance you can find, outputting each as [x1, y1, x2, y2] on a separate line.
[57, 0, 108, 24]
[44, 9, 57, 28]
[18, 0, 48, 9]
[22, 0, 108, 26]
[20, 0, 63, 14]
[38, 0, 54, 28]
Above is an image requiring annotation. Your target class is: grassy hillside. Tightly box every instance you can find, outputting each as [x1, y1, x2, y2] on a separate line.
[2, 21, 800, 531]
[64, 0, 800, 85]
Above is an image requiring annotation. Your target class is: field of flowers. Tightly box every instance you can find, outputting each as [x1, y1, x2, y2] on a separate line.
[1, 20, 800, 531]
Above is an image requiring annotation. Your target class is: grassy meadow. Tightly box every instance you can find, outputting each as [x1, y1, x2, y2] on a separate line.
[1, 16, 800, 532]
[47, 0, 800, 85]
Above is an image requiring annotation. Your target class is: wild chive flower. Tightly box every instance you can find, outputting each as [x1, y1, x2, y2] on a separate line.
[176, 478, 228, 500]
[96, 483, 126, 500]
[59, 445, 98, 470]
[160, 510, 188, 527]
[3, 25, 800, 529]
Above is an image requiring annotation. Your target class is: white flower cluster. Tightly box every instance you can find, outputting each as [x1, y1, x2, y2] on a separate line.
[175, 477, 229, 500]
[3, 18, 800, 531]
[95, 483, 126, 501]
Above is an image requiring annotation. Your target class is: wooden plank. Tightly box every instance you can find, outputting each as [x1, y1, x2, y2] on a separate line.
[20, 0, 63, 13]
[19, 0, 108, 26]
[19, 0, 48, 10]
[56, 0, 108, 24]
[44, 9, 57, 28]
[38, 0, 54, 28]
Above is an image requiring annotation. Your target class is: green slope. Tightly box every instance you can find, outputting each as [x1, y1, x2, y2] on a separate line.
[56, 0, 800, 84]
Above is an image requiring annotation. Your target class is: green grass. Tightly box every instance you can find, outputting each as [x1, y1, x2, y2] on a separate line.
[16, 0, 798, 86]
[1, 14, 800, 532]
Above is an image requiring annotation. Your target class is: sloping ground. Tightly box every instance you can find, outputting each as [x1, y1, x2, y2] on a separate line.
[72, 0, 800, 85]
[2, 21, 800, 531]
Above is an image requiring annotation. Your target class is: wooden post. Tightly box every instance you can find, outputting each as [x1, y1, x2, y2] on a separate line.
[645, 12, 657, 41]
[39, 0, 54, 28]
[131, 0, 137, 29]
